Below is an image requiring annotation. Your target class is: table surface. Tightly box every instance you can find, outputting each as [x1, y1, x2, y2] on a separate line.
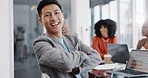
[90, 63, 148, 78]
[94, 63, 126, 70]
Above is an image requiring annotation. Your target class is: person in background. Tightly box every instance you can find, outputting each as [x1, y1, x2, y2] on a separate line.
[62, 22, 78, 37]
[92, 19, 117, 59]
[15, 26, 25, 63]
[62, 22, 71, 35]
[137, 18, 148, 49]
[33, 0, 103, 78]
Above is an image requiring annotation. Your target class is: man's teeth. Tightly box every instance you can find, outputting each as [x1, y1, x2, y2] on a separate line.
[51, 23, 58, 25]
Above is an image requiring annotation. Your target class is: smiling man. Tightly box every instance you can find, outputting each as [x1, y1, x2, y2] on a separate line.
[33, 0, 103, 78]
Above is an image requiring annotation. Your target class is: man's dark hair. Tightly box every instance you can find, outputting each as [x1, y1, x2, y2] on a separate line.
[37, 0, 62, 17]
[94, 19, 117, 38]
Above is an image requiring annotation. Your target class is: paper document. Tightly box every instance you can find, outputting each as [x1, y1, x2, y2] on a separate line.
[94, 63, 126, 70]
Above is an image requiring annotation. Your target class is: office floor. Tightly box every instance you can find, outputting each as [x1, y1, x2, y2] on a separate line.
[14, 54, 41, 78]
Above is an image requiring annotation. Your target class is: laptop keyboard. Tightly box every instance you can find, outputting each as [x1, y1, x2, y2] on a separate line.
[119, 70, 147, 75]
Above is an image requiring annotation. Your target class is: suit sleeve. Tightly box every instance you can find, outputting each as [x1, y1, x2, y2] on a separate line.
[33, 40, 89, 72]
[78, 39, 103, 73]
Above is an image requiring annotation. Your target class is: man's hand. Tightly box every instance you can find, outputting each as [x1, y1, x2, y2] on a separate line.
[69, 67, 80, 75]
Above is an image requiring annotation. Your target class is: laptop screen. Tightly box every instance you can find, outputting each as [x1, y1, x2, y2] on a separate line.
[107, 44, 130, 64]
[126, 50, 148, 73]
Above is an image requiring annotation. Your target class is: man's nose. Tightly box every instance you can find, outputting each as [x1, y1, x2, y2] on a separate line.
[50, 14, 57, 21]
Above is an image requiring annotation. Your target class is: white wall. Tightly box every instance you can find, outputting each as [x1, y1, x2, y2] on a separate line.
[146, 0, 148, 17]
[71, 0, 91, 45]
[0, 0, 13, 78]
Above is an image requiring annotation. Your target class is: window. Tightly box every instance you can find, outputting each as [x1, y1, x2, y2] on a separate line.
[91, 0, 146, 49]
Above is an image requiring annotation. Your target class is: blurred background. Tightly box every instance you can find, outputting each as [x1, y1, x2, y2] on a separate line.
[12, 0, 148, 78]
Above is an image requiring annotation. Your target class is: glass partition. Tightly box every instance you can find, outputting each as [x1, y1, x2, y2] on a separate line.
[13, 0, 71, 78]
[13, 1, 42, 78]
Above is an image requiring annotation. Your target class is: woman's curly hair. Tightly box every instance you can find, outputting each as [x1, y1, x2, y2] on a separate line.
[94, 19, 117, 38]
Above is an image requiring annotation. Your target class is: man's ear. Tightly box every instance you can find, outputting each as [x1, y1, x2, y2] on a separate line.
[39, 18, 43, 25]
[62, 13, 64, 17]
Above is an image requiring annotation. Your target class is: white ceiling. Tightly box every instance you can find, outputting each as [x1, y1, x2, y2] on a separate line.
[14, 0, 114, 8]
[14, 0, 71, 10]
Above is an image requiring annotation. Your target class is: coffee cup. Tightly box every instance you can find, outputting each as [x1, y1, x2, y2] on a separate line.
[104, 54, 112, 64]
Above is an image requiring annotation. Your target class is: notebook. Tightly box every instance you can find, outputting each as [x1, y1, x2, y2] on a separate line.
[107, 43, 130, 64]
[111, 50, 148, 77]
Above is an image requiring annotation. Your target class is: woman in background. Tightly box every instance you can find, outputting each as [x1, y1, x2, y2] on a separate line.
[137, 18, 148, 49]
[92, 19, 117, 59]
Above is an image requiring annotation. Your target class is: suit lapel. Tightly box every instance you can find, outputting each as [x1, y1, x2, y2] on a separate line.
[63, 36, 75, 51]
[44, 33, 66, 51]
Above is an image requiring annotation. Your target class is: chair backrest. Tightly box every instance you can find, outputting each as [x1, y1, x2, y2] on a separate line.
[41, 73, 50, 78]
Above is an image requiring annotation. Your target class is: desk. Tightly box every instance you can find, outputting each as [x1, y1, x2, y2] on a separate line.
[89, 63, 125, 78]
[94, 63, 126, 70]
[112, 74, 148, 78]
[89, 71, 148, 78]
[89, 63, 148, 78]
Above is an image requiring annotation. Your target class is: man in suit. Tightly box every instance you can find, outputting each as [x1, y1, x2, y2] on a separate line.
[33, 0, 103, 78]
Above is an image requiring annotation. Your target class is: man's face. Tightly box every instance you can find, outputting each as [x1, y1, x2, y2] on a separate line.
[39, 4, 64, 35]
[142, 19, 148, 37]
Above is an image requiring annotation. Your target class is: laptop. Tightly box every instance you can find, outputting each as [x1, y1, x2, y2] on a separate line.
[107, 43, 130, 64]
[111, 50, 148, 77]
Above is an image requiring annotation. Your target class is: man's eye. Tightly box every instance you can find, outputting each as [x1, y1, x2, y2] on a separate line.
[55, 12, 59, 14]
[45, 14, 50, 17]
